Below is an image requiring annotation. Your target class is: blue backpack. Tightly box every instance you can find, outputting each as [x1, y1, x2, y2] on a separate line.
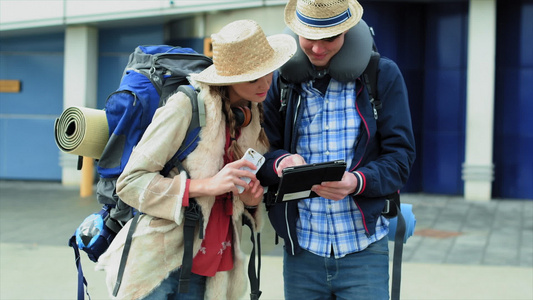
[68, 45, 212, 300]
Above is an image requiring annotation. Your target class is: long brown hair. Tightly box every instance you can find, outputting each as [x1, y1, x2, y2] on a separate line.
[211, 86, 269, 161]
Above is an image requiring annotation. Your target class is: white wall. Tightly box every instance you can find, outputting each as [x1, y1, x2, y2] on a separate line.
[0, 0, 287, 32]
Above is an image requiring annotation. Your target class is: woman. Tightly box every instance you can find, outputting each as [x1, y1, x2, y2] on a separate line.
[96, 19, 296, 299]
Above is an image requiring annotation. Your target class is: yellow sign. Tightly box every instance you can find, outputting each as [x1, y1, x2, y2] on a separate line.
[204, 38, 213, 57]
[0, 80, 21, 93]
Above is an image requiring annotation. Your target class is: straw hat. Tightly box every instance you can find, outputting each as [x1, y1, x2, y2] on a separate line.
[192, 19, 297, 85]
[285, 0, 363, 40]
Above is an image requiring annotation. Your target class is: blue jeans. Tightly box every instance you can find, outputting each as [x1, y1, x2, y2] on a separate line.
[283, 236, 390, 300]
[141, 268, 206, 300]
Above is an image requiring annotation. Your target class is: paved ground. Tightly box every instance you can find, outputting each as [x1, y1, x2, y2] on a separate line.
[0, 180, 532, 299]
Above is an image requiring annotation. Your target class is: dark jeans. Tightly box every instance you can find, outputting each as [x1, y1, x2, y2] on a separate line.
[283, 236, 390, 300]
[141, 268, 206, 300]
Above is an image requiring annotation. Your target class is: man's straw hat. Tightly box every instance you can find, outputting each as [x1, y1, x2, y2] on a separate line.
[285, 0, 363, 40]
[192, 19, 296, 85]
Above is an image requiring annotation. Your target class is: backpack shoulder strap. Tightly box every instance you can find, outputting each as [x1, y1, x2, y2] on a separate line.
[278, 75, 294, 123]
[179, 197, 203, 293]
[113, 85, 205, 297]
[159, 84, 206, 294]
[112, 213, 141, 297]
[160, 85, 204, 177]
[362, 50, 381, 120]
[178, 84, 206, 128]
[242, 216, 262, 300]
[389, 192, 405, 300]
[69, 235, 90, 300]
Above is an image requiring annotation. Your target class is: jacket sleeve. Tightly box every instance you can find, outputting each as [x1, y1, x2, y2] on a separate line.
[116, 92, 193, 224]
[258, 71, 291, 187]
[354, 58, 416, 197]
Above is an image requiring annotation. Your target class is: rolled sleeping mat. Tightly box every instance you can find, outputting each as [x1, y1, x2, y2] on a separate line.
[388, 203, 416, 243]
[54, 106, 109, 159]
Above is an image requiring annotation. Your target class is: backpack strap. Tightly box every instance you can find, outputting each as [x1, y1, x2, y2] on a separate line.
[161, 138, 204, 294]
[68, 235, 90, 300]
[112, 212, 141, 297]
[160, 85, 204, 175]
[179, 198, 203, 293]
[389, 192, 405, 300]
[178, 85, 206, 128]
[362, 50, 381, 120]
[364, 48, 405, 298]
[112, 84, 205, 297]
[159, 85, 205, 293]
[243, 216, 262, 300]
[279, 76, 290, 121]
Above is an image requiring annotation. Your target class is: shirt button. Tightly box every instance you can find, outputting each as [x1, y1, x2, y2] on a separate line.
[325, 151, 330, 155]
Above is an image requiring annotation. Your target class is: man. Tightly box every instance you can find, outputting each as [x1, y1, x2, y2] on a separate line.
[258, 0, 416, 299]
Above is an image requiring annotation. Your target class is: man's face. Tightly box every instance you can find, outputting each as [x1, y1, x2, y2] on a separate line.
[298, 32, 346, 69]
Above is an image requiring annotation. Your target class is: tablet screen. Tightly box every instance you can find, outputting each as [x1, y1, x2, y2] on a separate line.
[275, 160, 346, 202]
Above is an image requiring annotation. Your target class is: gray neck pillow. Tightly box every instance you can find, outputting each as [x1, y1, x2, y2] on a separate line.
[279, 19, 374, 83]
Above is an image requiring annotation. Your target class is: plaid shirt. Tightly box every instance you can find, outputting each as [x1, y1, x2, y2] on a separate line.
[296, 78, 389, 258]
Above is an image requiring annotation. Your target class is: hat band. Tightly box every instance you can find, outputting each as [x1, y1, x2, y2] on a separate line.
[296, 8, 352, 28]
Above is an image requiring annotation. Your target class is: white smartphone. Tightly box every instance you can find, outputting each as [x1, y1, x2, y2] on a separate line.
[237, 148, 265, 194]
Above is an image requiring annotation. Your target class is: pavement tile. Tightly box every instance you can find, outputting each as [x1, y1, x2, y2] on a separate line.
[1, 181, 532, 300]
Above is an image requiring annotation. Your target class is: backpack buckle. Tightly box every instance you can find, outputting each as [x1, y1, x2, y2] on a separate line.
[184, 200, 204, 239]
[382, 199, 390, 215]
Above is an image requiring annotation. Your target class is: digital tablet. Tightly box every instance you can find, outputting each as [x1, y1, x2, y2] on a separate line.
[274, 160, 347, 203]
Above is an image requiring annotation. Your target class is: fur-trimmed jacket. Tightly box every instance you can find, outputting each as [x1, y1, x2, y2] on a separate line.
[95, 82, 268, 299]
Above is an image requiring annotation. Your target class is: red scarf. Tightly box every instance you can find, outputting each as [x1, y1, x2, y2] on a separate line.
[191, 126, 240, 276]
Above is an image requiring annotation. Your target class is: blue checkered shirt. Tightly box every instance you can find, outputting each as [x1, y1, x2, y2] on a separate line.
[296, 78, 389, 258]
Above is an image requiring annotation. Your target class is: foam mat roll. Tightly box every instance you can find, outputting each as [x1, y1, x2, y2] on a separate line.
[54, 106, 109, 159]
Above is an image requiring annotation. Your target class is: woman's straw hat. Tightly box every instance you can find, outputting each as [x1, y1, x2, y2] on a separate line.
[192, 19, 297, 86]
[284, 0, 363, 40]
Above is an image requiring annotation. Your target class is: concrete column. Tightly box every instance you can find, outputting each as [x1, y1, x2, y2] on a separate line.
[61, 26, 98, 186]
[462, 0, 496, 201]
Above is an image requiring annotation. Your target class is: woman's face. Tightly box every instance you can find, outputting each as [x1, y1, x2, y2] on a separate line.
[228, 73, 273, 105]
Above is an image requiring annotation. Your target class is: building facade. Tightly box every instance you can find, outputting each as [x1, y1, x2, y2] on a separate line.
[1, 0, 531, 200]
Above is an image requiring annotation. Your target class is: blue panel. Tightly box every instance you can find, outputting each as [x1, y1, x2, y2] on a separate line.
[0, 117, 61, 180]
[0, 32, 64, 180]
[423, 67, 466, 195]
[0, 32, 64, 52]
[494, 0, 533, 199]
[359, 3, 402, 61]
[422, 132, 465, 194]
[425, 3, 468, 69]
[361, 1, 427, 193]
[0, 54, 64, 115]
[0, 32, 64, 181]
[402, 69, 424, 193]
[424, 69, 466, 132]
[97, 56, 130, 109]
[493, 139, 533, 199]
[520, 4, 533, 66]
[97, 25, 165, 109]
[420, 3, 468, 195]
[99, 24, 164, 53]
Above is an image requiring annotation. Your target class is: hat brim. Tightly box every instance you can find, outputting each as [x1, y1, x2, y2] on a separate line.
[284, 0, 363, 40]
[192, 34, 297, 86]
